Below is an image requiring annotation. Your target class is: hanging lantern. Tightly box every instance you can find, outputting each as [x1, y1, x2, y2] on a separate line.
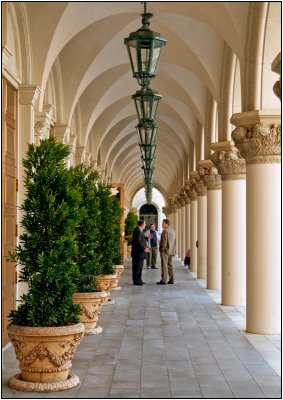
[136, 122, 157, 146]
[139, 144, 156, 160]
[133, 87, 162, 122]
[124, 3, 166, 87]
[142, 157, 155, 170]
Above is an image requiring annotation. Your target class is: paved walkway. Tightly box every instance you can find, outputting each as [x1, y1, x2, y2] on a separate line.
[2, 258, 281, 398]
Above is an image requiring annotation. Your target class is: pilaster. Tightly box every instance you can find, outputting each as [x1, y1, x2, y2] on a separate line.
[17, 85, 41, 300]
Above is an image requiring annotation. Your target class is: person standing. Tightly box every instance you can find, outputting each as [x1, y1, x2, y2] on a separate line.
[131, 220, 149, 285]
[157, 219, 176, 285]
[144, 223, 160, 269]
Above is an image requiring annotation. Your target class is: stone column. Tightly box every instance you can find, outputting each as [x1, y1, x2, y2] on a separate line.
[178, 195, 186, 261]
[177, 202, 182, 260]
[185, 180, 198, 273]
[211, 141, 246, 306]
[232, 111, 281, 334]
[201, 161, 222, 290]
[185, 195, 191, 256]
[18, 85, 41, 300]
[192, 171, 207, 279]
[174, 210, 179, 258]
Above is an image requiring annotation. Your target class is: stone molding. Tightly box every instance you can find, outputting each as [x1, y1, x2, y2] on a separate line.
[231, 123, 281, 164]
[211, 143, 246, 181]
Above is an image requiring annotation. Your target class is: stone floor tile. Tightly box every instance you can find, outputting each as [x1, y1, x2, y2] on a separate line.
[81, 374, 113, 388]
[193, 363, 222, 376]
[2, 259, 281, 399]
[140, 387, 171, 398]
[200, 388, 235, 398]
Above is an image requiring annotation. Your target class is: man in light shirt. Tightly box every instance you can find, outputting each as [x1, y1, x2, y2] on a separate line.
[144, 223, 160, 269]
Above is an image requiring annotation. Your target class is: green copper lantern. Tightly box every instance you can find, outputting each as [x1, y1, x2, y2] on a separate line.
[124, 3, 166, 87]
[133, 87, 162, 122]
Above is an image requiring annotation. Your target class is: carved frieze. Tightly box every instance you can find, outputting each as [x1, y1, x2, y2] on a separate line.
[211, 149, 246, 180]
[231, 123, 281, 164]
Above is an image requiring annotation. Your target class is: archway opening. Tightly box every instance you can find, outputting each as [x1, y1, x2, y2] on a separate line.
[139, 204, 158, 230]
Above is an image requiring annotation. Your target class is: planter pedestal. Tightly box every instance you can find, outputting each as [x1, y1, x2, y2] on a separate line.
[7, 323, 84, 392]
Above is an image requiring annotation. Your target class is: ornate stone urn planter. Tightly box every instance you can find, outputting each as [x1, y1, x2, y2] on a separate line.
[7, 323, 84, 392]
[112, 265, 125, 291]
[73, 291, 108, 334]
[96, 274, 117, 305]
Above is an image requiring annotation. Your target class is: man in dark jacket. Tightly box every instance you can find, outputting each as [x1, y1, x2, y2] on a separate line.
[131, 220, 149, 285]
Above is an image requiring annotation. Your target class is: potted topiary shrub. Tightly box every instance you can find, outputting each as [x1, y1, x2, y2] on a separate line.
[108, 193, 124, 290]
[7, 138, 85, 392]
[95, 180, 120, 301]
[124, 211, 138, 257]
[71, 164, 108, 334]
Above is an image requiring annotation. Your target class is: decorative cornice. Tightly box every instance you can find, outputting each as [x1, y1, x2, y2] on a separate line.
[231, 123, 281, 163]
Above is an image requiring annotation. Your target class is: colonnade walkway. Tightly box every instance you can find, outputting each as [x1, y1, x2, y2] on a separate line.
[2, 258, 281, 399]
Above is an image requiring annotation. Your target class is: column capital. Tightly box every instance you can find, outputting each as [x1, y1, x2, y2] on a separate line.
[185, 177, 197, 201]
[211, 141, 246, 181]
[191, 168, 207, 196]
[19, 85, 41, 106]
[199, 159, 222, 190]
[231, 111, 281, 164]
[34, 104, 55, 144]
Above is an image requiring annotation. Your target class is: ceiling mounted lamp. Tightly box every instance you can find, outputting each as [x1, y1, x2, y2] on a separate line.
[136, 121, 157, 146]
[124, 2, 166, 87]
[133, 87, 162, 122]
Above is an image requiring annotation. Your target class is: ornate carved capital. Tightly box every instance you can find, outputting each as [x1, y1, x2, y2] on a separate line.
[231, 123, 281, 164]
[211, 147, 246, 181]
[202, 166, 222, 190]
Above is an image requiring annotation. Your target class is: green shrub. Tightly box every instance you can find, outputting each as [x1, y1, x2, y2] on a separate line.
[124, 211, 138, 245]
[71, 164, 102, 292]
[8, 137, 82, 327]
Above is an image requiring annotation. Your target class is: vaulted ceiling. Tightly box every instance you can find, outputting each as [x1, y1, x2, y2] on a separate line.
[9, 2, 280, 205]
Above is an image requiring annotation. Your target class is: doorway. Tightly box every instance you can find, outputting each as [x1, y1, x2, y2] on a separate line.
[139, 203, 158, 230]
